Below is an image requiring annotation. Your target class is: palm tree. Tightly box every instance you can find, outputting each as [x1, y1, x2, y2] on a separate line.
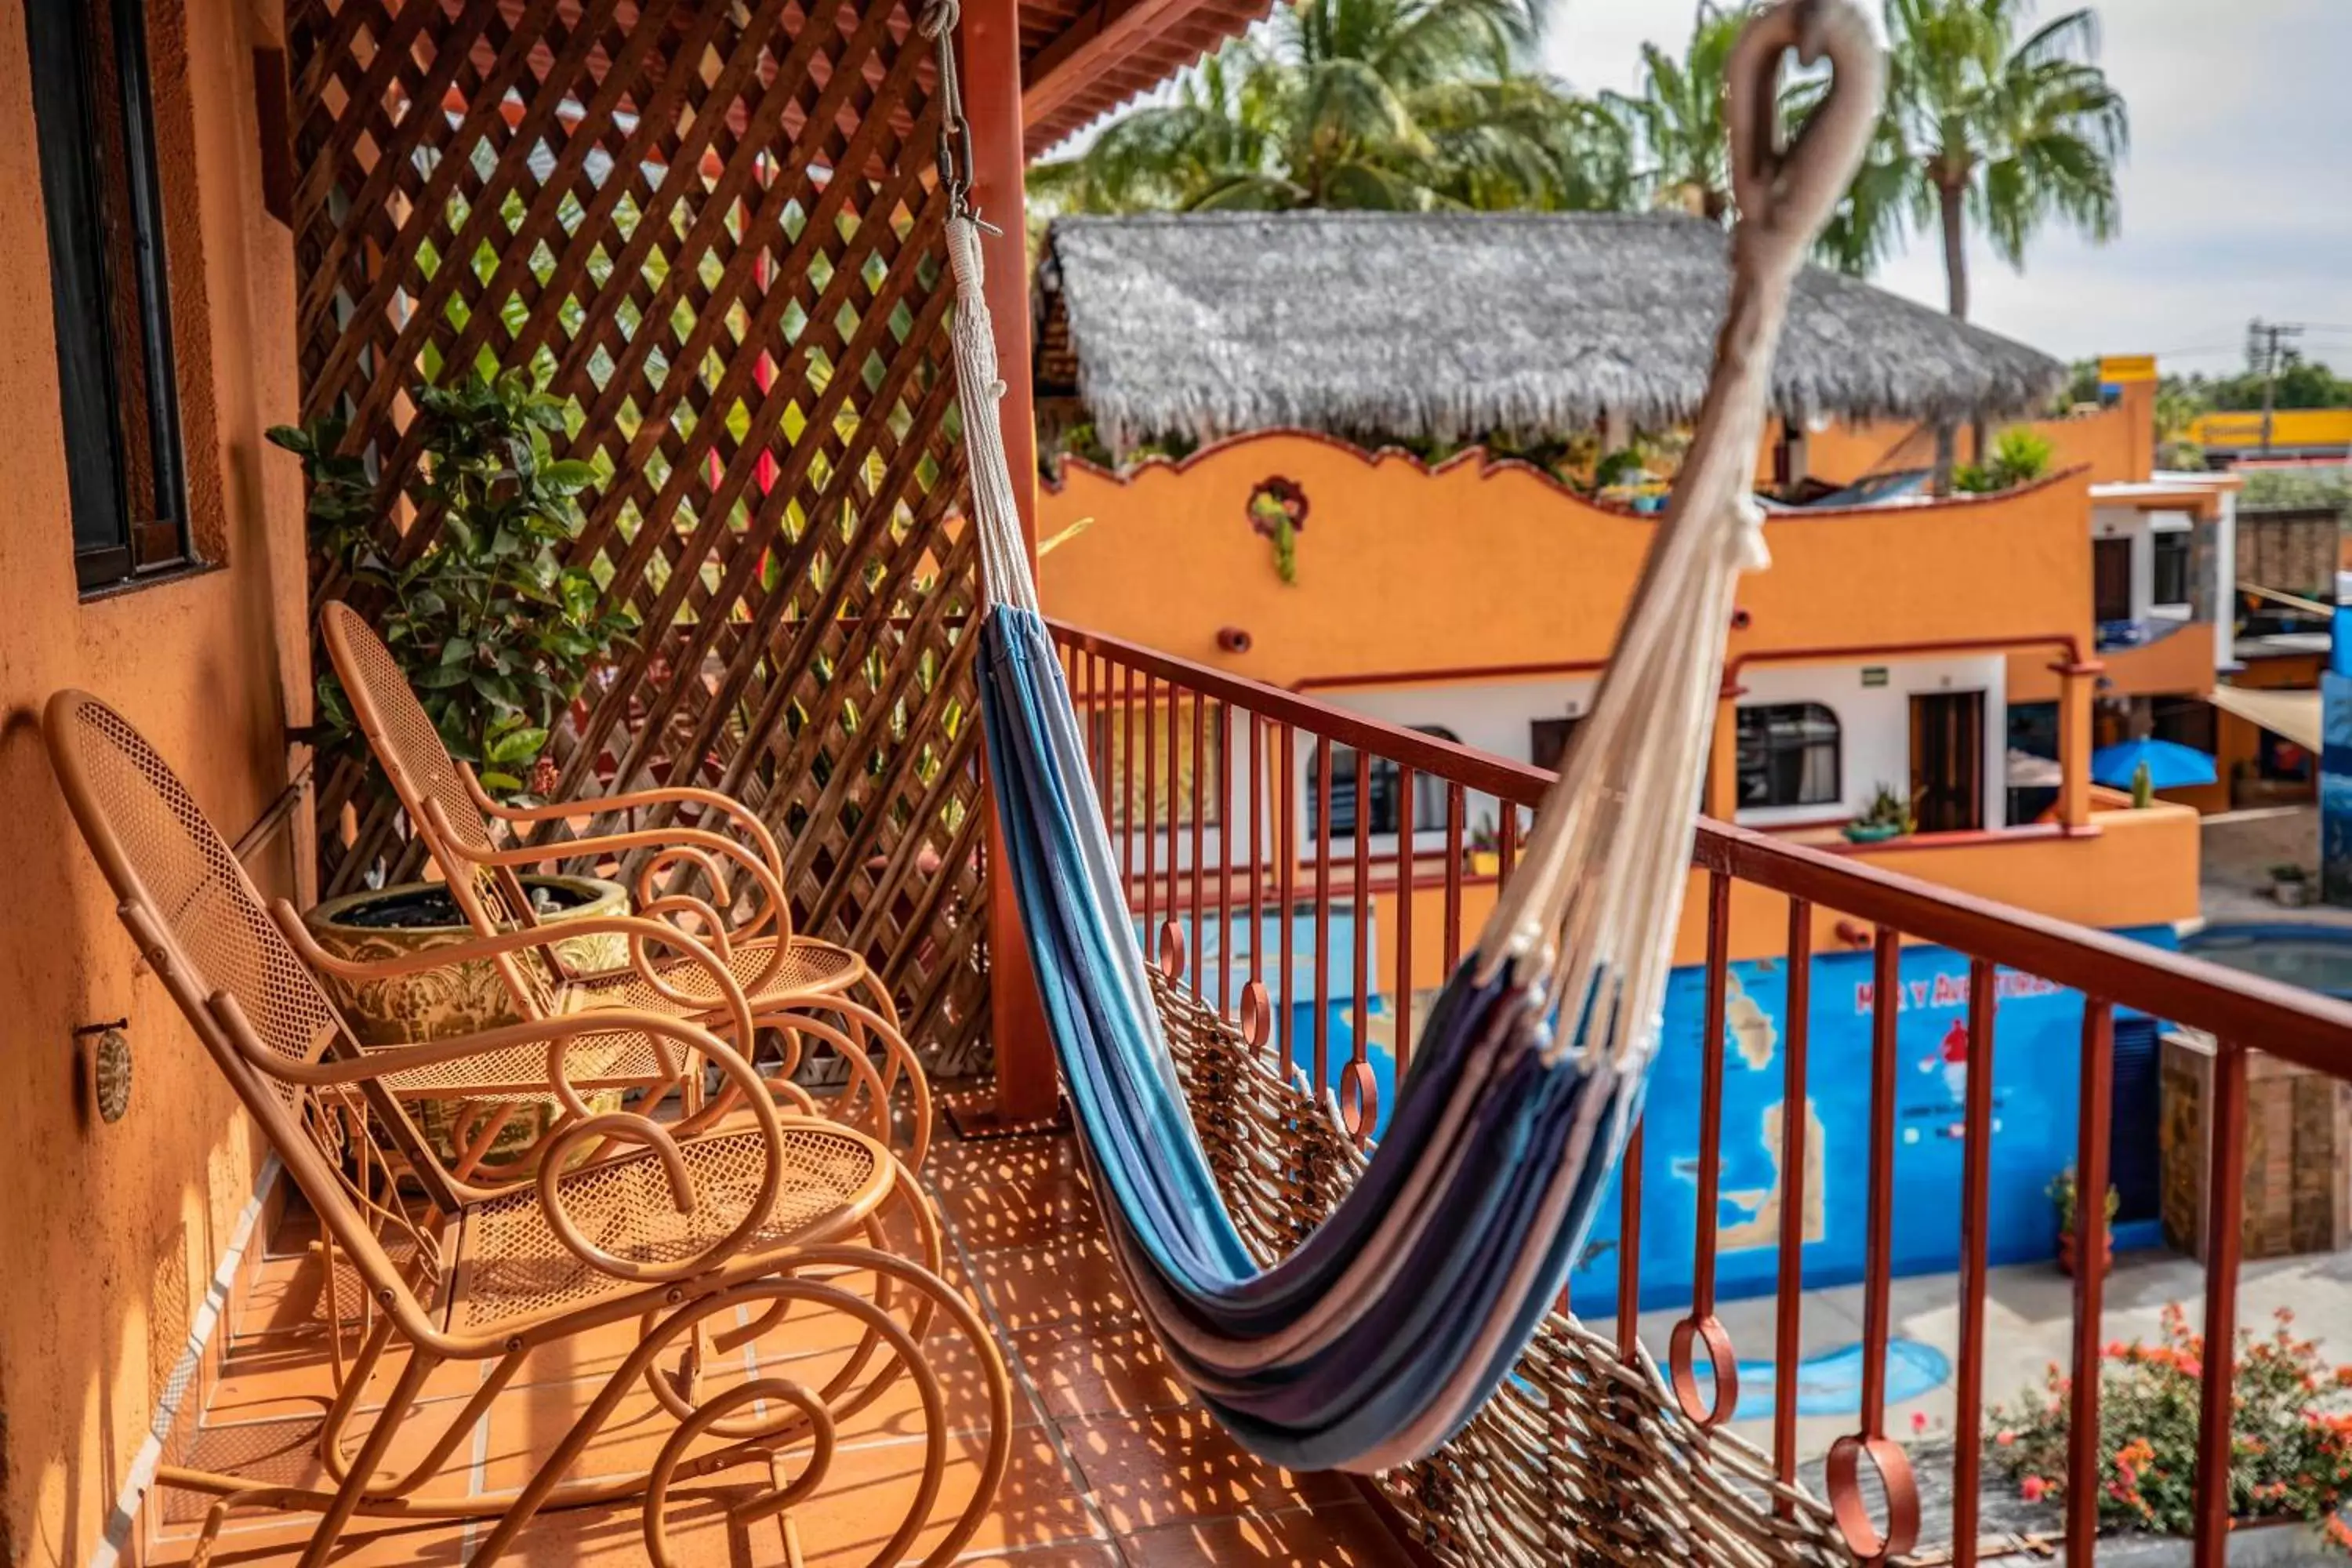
[1812, 1, 2128, 483]
[1599, 4, 1756, 222]
[1026, 0, 1632, 215]
[1825, 0, 2127, 314]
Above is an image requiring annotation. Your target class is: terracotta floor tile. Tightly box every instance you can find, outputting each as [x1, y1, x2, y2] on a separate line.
[954, 1543, 1123, 1566]
[154, 1392, 483, 1530]
[789, 1425, 1094, 1566]
[927, 1137, 1101, 1251]
[963, 1233, 1134, 1334]
[1121, 1504, 1417, 1566]
[1058, 1409, 1350, 1537]
[1012, 1319, 1191, 1421]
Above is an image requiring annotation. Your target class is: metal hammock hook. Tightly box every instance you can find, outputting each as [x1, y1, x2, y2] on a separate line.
[918, 0, 982, 223]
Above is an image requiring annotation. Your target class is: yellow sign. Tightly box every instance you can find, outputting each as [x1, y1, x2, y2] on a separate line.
[2098, 354, 2158, 384]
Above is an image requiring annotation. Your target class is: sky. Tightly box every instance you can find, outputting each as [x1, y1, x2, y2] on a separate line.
[1541, 0, 2352, 373]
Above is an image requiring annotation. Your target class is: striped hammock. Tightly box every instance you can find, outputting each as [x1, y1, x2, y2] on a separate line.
[954, 0, 1882, 1472]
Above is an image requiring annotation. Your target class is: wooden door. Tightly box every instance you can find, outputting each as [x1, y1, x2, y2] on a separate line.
[1911, 691, 1986, 834]
[2094, 537, 2134, 622]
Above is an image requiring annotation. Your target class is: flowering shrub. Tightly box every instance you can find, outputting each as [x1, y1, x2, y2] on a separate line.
[1987, 1305, 2352, 1548]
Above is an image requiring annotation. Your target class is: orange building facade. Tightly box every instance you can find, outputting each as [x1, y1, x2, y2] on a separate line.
[1037, 426, 2212, 959]
[0, 0, 314, 1559]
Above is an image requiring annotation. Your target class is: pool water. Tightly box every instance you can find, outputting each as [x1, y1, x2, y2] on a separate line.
[2183, 924, 2352, 999]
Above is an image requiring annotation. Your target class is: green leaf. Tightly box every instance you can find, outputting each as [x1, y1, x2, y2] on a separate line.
[487, 724, 549, 764]
[478, 771, 524, 793]
[415, 663, 471, 689]
[543, 459, 598, 493]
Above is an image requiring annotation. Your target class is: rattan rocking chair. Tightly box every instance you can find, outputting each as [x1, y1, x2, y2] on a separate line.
[319, 601, 932, 1172]
[45, 690, 1010, 1568]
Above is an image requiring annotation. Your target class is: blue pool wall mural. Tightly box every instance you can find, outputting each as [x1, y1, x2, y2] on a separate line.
[1570, 927, 2177, 1309]
[1148, 905, 2175, 1311]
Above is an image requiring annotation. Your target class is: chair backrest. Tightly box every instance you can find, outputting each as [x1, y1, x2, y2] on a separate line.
[319, 601, 561, 1015]
[45, 690, 450, 1325]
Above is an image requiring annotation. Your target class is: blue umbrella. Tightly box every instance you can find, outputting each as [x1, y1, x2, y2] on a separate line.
[2091, 737, 2217, 790]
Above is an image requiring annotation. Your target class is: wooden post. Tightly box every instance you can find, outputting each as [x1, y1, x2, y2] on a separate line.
[2052, 659, 2102, 831]
[963, 0, 1058, 1127]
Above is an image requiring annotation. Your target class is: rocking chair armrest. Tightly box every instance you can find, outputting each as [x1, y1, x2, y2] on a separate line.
[271, 901, 759, 1049]
[466, 771, 789, 887]
[421, 799, 794, 1000]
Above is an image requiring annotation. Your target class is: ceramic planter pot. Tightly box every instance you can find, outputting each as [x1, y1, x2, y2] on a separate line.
[2056, 1227, 2113, 1278]
[1843, 822, 1904, 845]
[303, 876, 630, 1163]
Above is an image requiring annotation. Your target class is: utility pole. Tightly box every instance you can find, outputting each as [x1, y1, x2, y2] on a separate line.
[2249, 318, 2306, 456]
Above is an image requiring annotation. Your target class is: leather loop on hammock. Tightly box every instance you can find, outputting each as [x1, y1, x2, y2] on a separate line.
[946, 0, 1884, 1472]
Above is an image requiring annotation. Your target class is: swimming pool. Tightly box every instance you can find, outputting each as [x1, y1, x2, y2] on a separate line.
[2183, 923, 2352, 1000]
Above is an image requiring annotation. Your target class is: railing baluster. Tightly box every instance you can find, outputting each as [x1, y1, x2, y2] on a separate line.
[1671, 872, 1737, 1428]
[1862, 927, 1900, 1434]
[1500, 802, 1519, 883]
[1093, 652, 1109, 815]
[1395, 762, 1415, 1081]
[1279, 724, 1298, 1076]
[2194, 1038, 2248, 1568]
[1123, 662, 1137, 895]
[1617, 1119, 1645, 1363]
[2068, 999, 2114, 1568]
[1953, 956, 1999, 1568]
[1143, 672, 1158, 940]
[1825, 923, 1918, 1563]
[1351, 746, 1371, 1136]
[1313, 735, 1334, 1097]
[1444, 783, 1464, 975]
[1191, 688, 1207, 993]
[1250, 713, 1265, 996]
[1166, 684, 1182, 964]
[1219, 699, 1234, 1015]
[1774, 898, 1813, 1506]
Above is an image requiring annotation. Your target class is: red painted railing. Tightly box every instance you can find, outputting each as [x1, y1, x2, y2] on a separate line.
[1045, 615, 2352, 1568]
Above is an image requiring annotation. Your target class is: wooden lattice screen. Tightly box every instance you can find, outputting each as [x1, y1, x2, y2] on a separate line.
[285, 0, 993, 1076]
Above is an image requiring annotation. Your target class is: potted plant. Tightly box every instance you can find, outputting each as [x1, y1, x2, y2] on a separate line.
[303, 876, 630, 1165]
[1987, 1305, 2352, 1554]
[1842, 784, 1915, 845]
[270, 367, 636, 801]
[1467, 816, 1501, 877]
[2049, 1163, 2119, 1276]
[2273, 862, 2314, 908]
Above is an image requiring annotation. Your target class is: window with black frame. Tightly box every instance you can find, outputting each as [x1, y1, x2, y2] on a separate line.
[2151, 529, 2192, 608]
[1312, 728, 1460, 836]
[27, 0, 191, 593]
[1736, 702, 1841, 809]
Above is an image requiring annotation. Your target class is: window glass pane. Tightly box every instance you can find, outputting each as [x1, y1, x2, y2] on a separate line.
[1736, 702, 1840, 808]
[27, 0, 185, 586]
[2152, 533, 2190, 606]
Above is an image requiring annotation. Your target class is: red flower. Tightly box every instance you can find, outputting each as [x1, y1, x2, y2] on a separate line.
[2021, 1475, 2048, 1503]
[1911, 1411, 1929, 1435]
[1995, 1430, 2016, 1447]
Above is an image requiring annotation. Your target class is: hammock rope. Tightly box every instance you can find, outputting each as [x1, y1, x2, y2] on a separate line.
[938, 0, 1882, 1472]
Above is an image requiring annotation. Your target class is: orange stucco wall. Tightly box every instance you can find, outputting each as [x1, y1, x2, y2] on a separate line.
[0, 1, 308, 1559]
[2009, 620, 2219, 707]
[1780, 390, 2151, 491]
[1040, 433, 2094, 689]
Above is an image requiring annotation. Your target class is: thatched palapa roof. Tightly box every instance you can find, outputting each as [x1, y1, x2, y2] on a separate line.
[1033, 211, 2066, 455]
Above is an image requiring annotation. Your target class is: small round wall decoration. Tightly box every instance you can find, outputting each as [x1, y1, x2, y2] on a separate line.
[1246, 477, 1308, 584]
[93, 1027, 133, 1123]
